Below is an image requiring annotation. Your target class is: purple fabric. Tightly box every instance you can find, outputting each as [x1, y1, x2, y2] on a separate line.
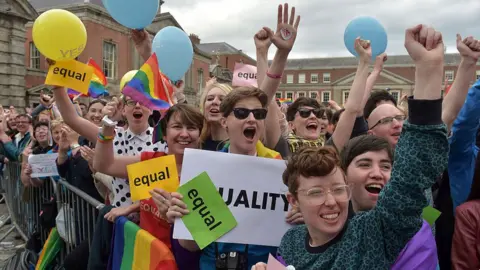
[276, 255, 287, 266]
[170, 225, 201, 270]
[391, 220, 438, 270]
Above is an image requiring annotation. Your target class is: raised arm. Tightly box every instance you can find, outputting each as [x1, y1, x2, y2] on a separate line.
[442, 34, 480, 130]
[448, 79, 480, 208]
[369, 24, 448, 260]
[254, 29, 281, 149]
[361, 53, 387, 116]
[52, 86, 99, 142]
[330, 38, 371, 152]
[93, 98, 139, 178]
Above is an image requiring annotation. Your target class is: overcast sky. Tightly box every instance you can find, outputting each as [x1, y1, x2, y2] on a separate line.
[162, 0, 480, 59]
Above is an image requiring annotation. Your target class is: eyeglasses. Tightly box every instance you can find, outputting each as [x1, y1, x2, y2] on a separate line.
[232, 108, 268, 120]
[124, 99, 139, 107]
[369, 115, 406, 130]
[296, 185, 351, 205]
[297, 108, 325, 119]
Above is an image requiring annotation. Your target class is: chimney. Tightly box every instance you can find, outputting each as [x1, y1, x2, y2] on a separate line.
[189, 34, 200, 45]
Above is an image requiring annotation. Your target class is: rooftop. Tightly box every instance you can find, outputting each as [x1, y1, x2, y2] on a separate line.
[197, 42, 256, 63]
[282, 54, 463, 70]
[28, 0, 104, 9]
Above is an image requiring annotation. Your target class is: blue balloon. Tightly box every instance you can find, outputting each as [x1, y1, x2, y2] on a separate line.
[344, 16, 388, 60]
[102, 0, 159, 29]
[152, 26, 194, 81]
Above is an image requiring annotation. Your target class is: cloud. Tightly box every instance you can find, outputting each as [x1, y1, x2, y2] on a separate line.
[162, 0, 480, 59]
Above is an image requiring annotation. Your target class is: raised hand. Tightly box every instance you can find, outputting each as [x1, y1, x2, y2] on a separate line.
[354, 38, 372, 63]
[263, 3, 300, 52]
[404, 24, 444, 65]
[456, 34, 480, 63]
[80, 146, 95, 172]
[131, 29, 152, 62]
[102, 96, 124, 122]
[373, 53, 387, 72]
[254, 29, 272, 52]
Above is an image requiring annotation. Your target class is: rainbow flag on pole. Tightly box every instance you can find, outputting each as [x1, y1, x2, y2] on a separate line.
[122, 53, 175, 111]
[68, 58, 109, 98]
[109, 216, 177, 270]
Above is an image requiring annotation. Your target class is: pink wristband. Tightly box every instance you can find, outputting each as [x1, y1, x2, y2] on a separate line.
[266, 72, 282, 79]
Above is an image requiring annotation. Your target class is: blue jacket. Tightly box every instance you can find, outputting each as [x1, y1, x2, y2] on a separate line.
[448, 79, 480, 209]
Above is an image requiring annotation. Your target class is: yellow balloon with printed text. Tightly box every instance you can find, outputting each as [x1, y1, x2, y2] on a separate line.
[32, 9, 87, 61]
[120, 70, 138, 91]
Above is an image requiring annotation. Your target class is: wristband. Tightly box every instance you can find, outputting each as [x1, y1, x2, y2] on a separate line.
[97, 132, 115, 143]
[266, 72, 282, 79]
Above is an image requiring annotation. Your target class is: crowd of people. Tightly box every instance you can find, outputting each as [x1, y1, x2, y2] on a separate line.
[3, 3, 480, 270]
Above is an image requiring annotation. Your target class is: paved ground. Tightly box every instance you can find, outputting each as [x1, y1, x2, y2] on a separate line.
[0, 201, 25, 267]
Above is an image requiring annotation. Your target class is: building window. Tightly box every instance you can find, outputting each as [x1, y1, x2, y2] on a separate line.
[310, 74, 318, 83]
[476, 70, 480, 80]
[29, 42, 40, 69]
[286, 92, 293, 99]
[322, 91, 331, 102]
[275, 92, 282, 99]
[323, 73, 331, 83]
[342, 90, 350, 105]
[298, 92, 306, 98]
[445, 70, 454, 82]
[286, 74, 294, 84]
[298, 74, 306, 84]
[197, 69, 204, 92]
[310, 91, 317, 99]
[390, 90, 401, 103]
[103, 41, 117, 79]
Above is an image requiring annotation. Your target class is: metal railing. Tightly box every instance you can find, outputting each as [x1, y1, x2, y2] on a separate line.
[0, 162, 105, 267]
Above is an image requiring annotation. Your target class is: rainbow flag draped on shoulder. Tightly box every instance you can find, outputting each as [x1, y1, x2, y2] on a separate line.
[68, 58, 109, 98]
[108, 216, 177, 270]
[122, 53, 175, 111]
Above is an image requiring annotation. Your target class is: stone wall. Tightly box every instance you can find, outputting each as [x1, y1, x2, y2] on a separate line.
[0, 11, 29, 109]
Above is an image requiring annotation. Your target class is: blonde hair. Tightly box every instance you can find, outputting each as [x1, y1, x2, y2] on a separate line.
[199, 83, 233, 144]
[50, 119, 64, 131]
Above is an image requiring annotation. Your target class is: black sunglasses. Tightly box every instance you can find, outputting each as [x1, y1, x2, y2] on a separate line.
[232, 108, 268, 120]
[297, 108, 324, 118]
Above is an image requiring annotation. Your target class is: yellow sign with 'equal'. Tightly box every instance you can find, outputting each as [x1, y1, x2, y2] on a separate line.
[127, 155, 179, 201]
[45, 60, 93, 94]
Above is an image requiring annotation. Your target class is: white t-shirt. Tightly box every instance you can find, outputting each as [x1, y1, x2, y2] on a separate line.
[111, 127, 167, 207]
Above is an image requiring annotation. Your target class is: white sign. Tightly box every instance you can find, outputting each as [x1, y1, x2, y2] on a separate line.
[28, 153, 60, 178]
[173, 148, 291, 247]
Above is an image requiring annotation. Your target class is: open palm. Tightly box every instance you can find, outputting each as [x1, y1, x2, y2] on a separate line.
[264, 3, 300, 52]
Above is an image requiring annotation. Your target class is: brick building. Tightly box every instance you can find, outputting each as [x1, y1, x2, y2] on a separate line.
[3, 0, 212, 108]
[277, 54, 480, 106]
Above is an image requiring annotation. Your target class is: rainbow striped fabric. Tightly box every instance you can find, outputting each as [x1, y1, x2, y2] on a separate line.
[109, 216, 177, 270]
[277, 98, 293, 105]
[122, 53, 175, 110]
[68, 58, 109, 98]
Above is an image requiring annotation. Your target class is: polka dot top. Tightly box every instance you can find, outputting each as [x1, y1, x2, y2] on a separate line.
[111, 127, 167, 207]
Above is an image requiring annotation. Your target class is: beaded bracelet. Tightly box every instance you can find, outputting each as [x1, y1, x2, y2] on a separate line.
[266, 72, 282, 79]
[97, 133, 115, 143]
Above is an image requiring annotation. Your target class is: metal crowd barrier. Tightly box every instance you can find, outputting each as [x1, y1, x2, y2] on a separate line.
[0, 162, 105, 267]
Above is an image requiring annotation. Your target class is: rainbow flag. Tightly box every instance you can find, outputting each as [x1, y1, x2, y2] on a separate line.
[109, 216, 177, 270]
[68, 58, 109, 98]
[122, 53, 175, 110]
[277, 98, 293, 105]
[36, 228, 62, 270]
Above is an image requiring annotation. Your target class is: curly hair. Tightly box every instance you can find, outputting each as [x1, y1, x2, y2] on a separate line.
[282, 146, 343, 196]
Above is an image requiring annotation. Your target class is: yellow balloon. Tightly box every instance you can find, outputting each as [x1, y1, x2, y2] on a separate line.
[32, 9, 87, 61]
[120, 70, 138, 91]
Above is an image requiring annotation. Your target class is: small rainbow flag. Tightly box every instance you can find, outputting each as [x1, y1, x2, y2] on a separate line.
[68, 58, 109, 98]
[109, 216, 177, 270]
[122, 53, 175, 111]
[277, 98, 293, 105]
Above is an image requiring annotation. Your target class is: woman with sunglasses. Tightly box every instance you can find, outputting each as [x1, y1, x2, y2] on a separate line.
[166, 87, 290, 270]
